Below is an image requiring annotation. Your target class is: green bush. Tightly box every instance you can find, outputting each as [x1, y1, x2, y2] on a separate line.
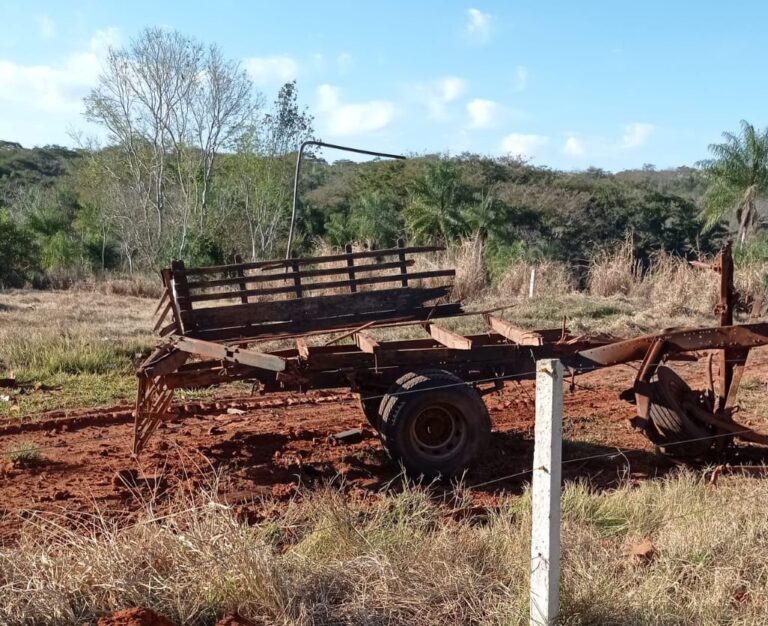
[0, 210, 37, 287]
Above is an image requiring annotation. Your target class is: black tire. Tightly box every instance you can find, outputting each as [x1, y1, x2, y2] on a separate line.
[357, 391, 382, 430]
[380, 369, 491, 479]
[647, 366, 715, 459]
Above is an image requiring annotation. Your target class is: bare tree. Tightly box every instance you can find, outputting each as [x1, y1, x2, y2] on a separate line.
[221, 82, 315, 260]
[84, 28, 259, 266]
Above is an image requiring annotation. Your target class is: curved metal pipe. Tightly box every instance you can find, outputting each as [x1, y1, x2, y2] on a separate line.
[286, 140, 406, 259]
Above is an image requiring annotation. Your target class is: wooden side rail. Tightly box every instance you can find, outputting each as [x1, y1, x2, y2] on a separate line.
[182, 244, 445, 275]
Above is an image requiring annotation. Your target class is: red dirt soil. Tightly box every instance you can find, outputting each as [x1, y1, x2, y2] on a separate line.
[97, 608, 256, 626]
[2, 354, 768, 543]
[98, 608, 175, 626]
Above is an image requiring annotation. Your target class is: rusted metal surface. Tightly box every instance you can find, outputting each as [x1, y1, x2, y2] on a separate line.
[134, 241, 768, 464]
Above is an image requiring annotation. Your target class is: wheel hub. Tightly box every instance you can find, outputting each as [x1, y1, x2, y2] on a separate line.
[410, 404, 465, 457]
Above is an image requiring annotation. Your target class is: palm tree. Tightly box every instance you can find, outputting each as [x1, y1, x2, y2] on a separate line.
[404, 160, 468, 244]
[699, 120, 768, 244]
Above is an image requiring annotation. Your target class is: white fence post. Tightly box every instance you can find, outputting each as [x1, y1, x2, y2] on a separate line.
[530, 358, 563, 626]
[528, 267, 536, 298]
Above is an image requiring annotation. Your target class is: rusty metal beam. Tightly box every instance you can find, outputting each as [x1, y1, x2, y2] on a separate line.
[580, 323, 768, 367]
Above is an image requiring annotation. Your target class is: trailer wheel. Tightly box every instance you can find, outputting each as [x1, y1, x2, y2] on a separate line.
[357, 392, 382, 430]
[380, 369, 490, 479]
[647, 366, 716, 459]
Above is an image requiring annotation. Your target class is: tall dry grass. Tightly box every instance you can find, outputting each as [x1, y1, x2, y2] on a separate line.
[497, 261, 576, 299]
[34, 270, 163, 299]
[409, 233, 488, 301]
[3, 471, 768, 625]
[586, 241, 766, 318]
[587, 238, 642, 297]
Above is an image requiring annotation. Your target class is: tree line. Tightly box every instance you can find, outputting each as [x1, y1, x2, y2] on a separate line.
[1, 28, 766, 288]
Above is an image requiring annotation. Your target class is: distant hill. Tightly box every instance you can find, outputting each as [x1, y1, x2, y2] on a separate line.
[0, 140, 81, 198]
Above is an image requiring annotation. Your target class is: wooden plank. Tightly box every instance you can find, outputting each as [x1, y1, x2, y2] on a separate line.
[185, 259, 415, 291]
[397, 237, 409, 287]
[142, 348, 189, 377]
[296, 337, 310, 360]
[345, 243, 357, 293]
[304, 350, 376, 370]
[196, 302, 463, 343]
[485, 314, 545, 346]
[192, 301, 464, 343]
[234, 254, 248, 303]
[182, 245, 446, 275]
[290, 255, 303, 298]
[174, 335, 286, 372]
[426, 323, 473, 350]
[354, 331, 380, 353]
[171, 260, 194, 334]
[158, 322, 178, 337]
[152, 299, 173, 333]
[152, 286, 170, 317]
[162, 267, 183, 336]
[374, 344, 519, 368]
[187, 285, 453, 330]
[186, 270, 456, 303]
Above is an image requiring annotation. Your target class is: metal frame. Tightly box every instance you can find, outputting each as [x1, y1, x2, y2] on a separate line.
[135, 241, 768, 460]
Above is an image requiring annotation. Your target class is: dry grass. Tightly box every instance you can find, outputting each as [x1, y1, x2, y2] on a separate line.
[448, 233, 488, 301]
[0, 289, 155, 416]
[339, 235, 491, 300]
[640, 252, 720, 318]
[3, 440, 43, 466]
[497, 260, 576, 299]
[586, 241, 766, 322]
[2, 471, 768, 625]
[37, 270, 163, 299]
[588, 238, 643, 297]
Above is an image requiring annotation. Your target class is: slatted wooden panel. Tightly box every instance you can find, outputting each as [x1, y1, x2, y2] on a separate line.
[160, 243, 460, 341]
[178, 243, 452, 305]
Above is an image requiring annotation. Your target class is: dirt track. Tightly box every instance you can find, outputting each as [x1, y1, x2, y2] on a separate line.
[3, 357, 768, 543]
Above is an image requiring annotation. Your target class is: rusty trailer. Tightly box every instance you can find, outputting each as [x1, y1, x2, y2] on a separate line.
[135, 241, 768, 478]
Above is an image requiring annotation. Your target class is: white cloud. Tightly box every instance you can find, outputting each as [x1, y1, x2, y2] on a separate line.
[513, 65, 528, 91]
[336, 52, 353, 74]
[500, 133, 548, 158]
[418, 75, 467, 119]
[0, 27, 118, 115]
[465, 8, 492, 43]
[466, 98, 501, 129]
[622, 122, 654, 148]
[243, 55, 298, 84]
[316, 84, 395, 136]
[35, 15, 55, 40]
[437, 76, 466, 102]
[563, 136, 585, 157]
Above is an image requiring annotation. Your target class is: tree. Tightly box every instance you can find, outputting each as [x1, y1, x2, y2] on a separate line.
[699, 120, 768, 245]
[218, 81, 315, 260]
[348, 190, 401, 247]
[0, 210, 37, 287]
[404, 159, 468, 244]
[83, 27, 257, 266]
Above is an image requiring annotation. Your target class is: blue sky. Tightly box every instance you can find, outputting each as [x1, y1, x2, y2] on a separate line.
[0, 1, 765, 170]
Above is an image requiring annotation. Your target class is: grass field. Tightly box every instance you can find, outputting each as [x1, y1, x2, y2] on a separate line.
[2, 471, 768, 625]
[0, 289, 154, 416]
[0, 245, 744, 418]
[1, 247, 768, 625]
